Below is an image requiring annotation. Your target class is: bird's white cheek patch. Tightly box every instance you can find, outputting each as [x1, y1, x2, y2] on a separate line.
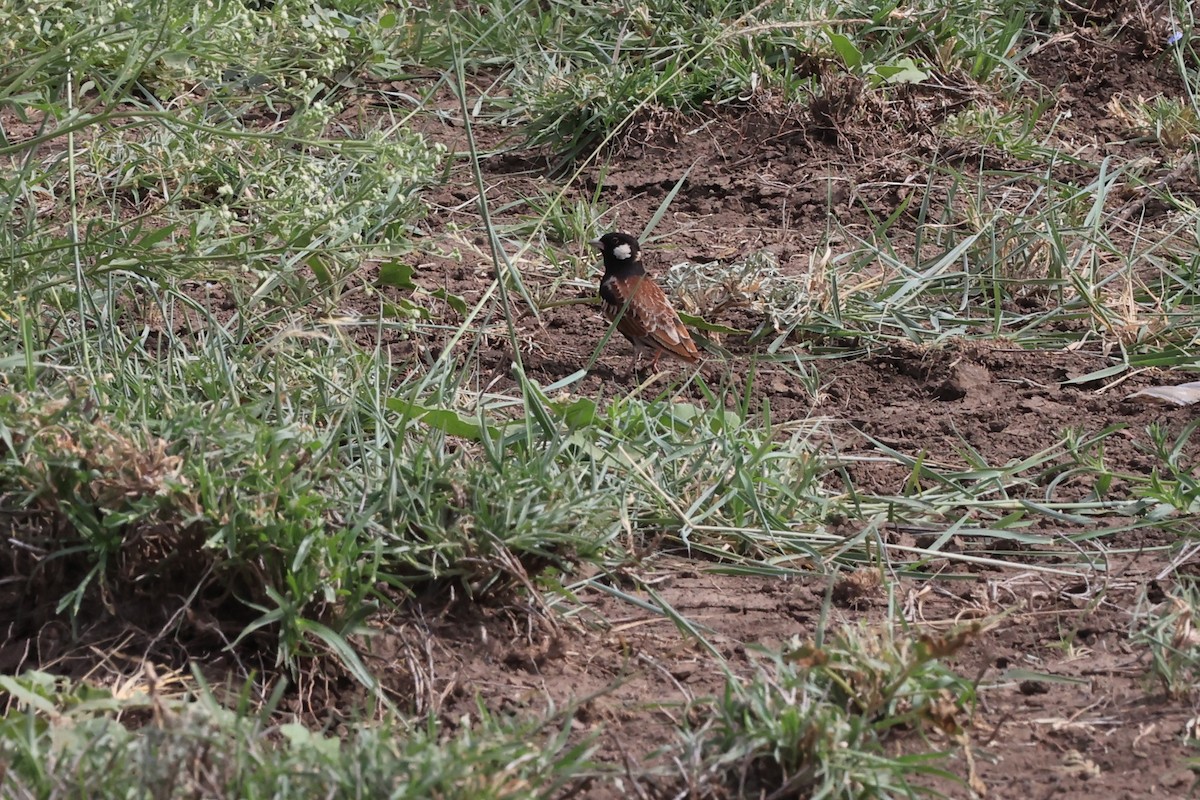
[612, 243, 632, 260]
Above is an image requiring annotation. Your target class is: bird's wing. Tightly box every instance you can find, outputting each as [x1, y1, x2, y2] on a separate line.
[607, 276, 700, 362]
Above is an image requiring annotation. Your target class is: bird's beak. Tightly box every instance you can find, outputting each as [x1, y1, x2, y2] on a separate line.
[587, 237, 602, 251]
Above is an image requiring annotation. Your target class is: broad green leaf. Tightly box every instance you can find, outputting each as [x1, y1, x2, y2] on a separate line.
[558, 398, 597, 429]
[826, 30, 862, 69]
[0, 675, 63, 717]
[422, 408, 494, 439]
[135, 223, 178, 249]
[386, 399, 499, 440]
[430, 287, 467, 315]
[678, 311, 749, 335]
[873, 57, 930, 86]
[377, 260, 417, 289]
[307, 254, 333, 287]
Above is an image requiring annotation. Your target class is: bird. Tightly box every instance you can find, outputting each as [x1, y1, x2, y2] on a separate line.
[588, 232, 700, 370]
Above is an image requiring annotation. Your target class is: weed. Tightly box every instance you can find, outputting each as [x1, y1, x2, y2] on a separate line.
[680, 621, 979, 797]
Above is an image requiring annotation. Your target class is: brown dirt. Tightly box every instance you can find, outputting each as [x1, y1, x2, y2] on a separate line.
[6, 9, 1200, 800]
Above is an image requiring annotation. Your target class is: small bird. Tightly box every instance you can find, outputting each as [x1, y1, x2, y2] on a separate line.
[588, 232, 700, 369]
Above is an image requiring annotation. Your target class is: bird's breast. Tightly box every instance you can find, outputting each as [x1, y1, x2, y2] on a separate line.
[599, 274, 626, 308]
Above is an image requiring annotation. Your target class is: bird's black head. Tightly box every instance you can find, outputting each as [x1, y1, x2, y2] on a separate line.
[588, 232, 644, 275]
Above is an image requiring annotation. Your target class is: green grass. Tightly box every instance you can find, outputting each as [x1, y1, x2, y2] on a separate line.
[0, 671, 595, 800]
[676, 616, 979, 797]
[3, 0, 1200, 795]
[1134, 578, 1200, 700]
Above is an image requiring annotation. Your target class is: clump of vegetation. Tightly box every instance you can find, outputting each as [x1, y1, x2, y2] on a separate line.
[1134, 580, 1200, 700]
[681, 623, 979, 797]
[0, 671, 595, 799]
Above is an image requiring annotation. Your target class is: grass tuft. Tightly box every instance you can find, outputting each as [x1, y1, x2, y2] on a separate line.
[680, 620, 980, 797]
